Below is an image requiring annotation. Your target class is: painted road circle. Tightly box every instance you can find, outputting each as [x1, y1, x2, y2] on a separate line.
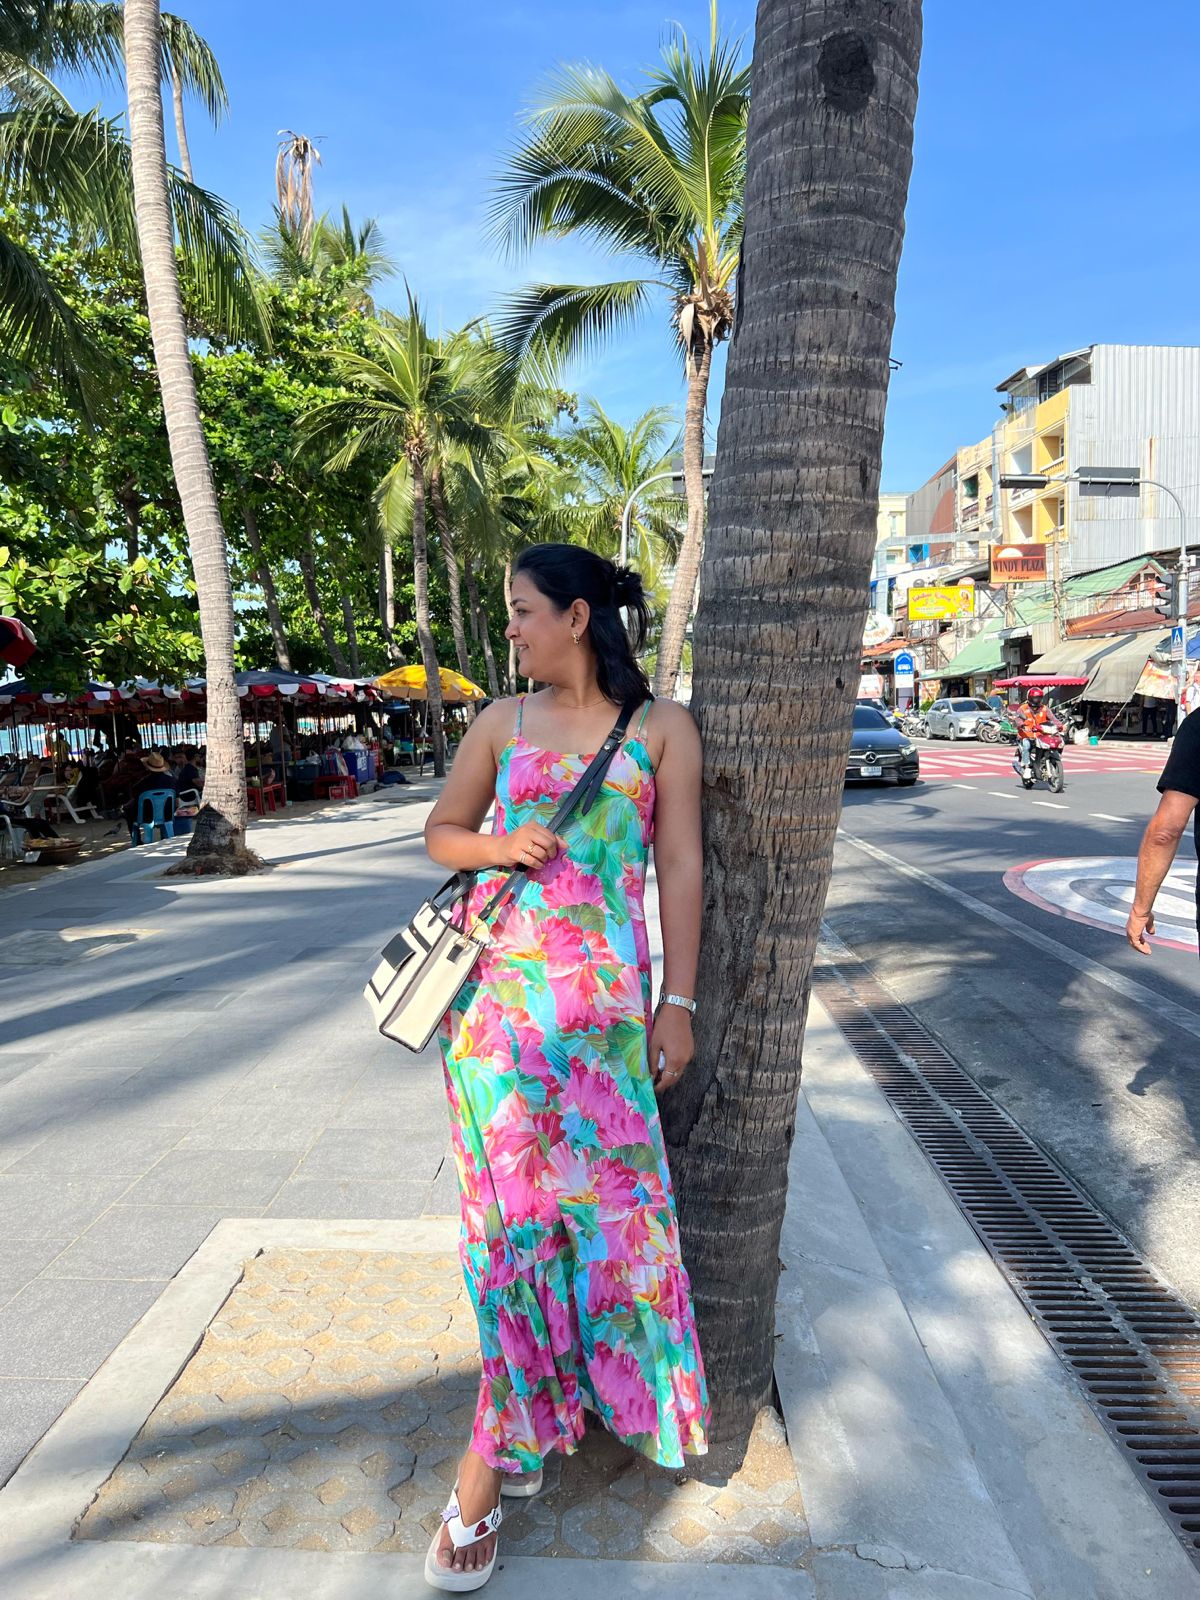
[1004, 856, 1199, 952]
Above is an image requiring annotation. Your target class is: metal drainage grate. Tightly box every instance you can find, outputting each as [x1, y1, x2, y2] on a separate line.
[814, 947, 1200, 1569]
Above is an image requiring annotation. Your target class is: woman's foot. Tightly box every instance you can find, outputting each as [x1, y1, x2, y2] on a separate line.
[436, 1449, 502, 1576]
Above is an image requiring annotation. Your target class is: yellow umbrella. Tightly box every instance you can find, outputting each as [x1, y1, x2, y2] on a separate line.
[373, 664, 487, 704]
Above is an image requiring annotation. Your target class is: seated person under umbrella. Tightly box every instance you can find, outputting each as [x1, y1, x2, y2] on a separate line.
[121, 751, 180, 837]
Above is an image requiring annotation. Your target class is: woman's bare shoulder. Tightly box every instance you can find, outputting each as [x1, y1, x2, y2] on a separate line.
[642, 698, 701, 766]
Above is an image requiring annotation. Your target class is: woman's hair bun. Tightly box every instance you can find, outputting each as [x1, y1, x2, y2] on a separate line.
[610, 564, 643, 606]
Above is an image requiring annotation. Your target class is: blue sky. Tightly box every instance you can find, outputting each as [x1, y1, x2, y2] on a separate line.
[82, 0, 1200, 493]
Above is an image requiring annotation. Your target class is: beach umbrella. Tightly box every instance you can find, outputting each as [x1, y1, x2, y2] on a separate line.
[0, 617, 36, 668]
[372, 665, 486, 704]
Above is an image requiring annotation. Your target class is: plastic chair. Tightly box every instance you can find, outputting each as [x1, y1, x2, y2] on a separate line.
[132, 787, 176, 845]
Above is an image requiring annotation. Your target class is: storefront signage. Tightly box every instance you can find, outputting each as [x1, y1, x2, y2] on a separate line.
[908, 585, 976, 621]
[990, 543, 1048, 584]
[863, 612, 895, 649]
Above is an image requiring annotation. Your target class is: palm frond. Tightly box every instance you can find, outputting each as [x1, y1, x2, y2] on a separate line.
[0, 222, 110, 410]
[492, 278, 651, 366]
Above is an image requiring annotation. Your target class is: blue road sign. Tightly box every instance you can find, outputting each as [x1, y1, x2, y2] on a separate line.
[894, 650, 916, 677]
[1172, 625, 1185, 659]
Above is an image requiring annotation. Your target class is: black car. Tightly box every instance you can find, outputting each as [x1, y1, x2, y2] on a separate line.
[845, 705, 920, 786]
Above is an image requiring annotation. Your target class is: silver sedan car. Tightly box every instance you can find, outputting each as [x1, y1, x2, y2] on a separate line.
[925, 696, 994, 740]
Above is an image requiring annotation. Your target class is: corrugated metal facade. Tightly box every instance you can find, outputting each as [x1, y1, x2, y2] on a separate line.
[1066, 344, 1200, 573]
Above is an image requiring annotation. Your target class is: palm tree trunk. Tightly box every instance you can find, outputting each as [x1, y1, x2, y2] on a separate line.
[241, 497, 291, 670]
[428, 470, 471, 677]
[118, 481, 140, 565]
[660, 0, 922, 1449]
[124, 0, 250, 867]
[654, 334, 713, 699]
[379, 542, 398, 660]
[465, 557, 501, 697]
[170, 64, 194, 183]
[411, 461, 446, 777]
[299, 533, 351, 675]
[504, 560, 517, 690]
[339, 577, 361, 676]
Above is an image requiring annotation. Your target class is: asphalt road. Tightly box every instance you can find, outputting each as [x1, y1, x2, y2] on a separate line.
[823, 734, 1200, 1310]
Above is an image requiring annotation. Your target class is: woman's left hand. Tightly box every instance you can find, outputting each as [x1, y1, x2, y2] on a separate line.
[650, 1005, 693, 1096]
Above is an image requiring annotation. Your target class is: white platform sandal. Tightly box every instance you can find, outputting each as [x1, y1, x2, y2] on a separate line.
[424, 1486, 503, 1592]
[500, 1467, 542, 1498]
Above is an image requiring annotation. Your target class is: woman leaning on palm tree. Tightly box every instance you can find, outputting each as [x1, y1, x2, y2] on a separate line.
[421, 543, 709, 1589]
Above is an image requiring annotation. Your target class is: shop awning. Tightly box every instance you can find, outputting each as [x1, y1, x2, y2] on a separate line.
[924, 626, 1004, 681]
[1028, 635, 1120, 676]
[1085, 634, 1159, 703]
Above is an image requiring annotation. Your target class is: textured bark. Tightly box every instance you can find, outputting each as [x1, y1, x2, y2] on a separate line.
[465, 557, 501, 697]
[124, 0, 250, 866]
[339, 576, 361, 677]
[429, 470, 472, 680]
[660, 0, 922, 1447]
[299, 533, 351, 675]
[170, 64, 193, 182]
[411, 463, 446, 777]
[654, 335, 713, 699]
[379, 542, 399, 660]
[241, 498, 291, 669]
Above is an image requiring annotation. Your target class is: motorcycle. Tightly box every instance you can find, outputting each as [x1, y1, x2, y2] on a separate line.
[901, 710, 928, 739]
[1013, 729, 1065, 793]
[976, 711, 1014, 744]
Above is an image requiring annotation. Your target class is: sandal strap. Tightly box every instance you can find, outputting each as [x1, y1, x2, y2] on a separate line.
[440, 1490, 503, 1549]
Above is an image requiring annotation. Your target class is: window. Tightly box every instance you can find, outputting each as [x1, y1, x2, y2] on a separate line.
[962, 474, 979, 500]
[853, 707, 888, 729]
[1037, 368, 1064, 403]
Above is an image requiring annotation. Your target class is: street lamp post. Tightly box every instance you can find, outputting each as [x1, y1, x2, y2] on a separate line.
[618, 459, 714, 568]
[1000, 466, 1192, 724]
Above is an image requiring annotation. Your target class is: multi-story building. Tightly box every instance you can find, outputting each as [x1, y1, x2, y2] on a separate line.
[993, 344, 1200, 573]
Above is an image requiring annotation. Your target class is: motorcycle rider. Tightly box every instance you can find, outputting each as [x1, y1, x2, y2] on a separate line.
[1013, 686, 1058, 782]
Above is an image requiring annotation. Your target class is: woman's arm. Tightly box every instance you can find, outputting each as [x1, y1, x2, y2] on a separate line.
[424, 701, 567, 875]
[648, 703, 703, 1093]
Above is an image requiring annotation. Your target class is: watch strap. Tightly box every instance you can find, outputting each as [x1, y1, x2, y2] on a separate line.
[659, 993, 696, 1014]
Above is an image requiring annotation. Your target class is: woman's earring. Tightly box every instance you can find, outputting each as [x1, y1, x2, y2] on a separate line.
[571, 630, 579, 645]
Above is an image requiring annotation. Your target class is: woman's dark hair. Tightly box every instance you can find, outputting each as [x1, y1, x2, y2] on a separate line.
[514, 543, 653, 707]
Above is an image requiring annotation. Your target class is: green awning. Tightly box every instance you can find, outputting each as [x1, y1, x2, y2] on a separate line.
[926, 626, 1004, 680]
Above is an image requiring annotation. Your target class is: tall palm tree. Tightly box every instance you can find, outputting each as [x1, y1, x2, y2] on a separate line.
[660, 0, 922, 1448]
[124, 0, 251, 869]
[261, 204, 395, 311]
[301, 297, 494, 777]
[0, 1, 256, 406]
[492, 2, 747, 701]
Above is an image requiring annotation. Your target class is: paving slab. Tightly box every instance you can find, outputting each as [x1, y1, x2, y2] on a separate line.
[123, 1149, 304, 1208]
[0, 1380, 82, 1486]
[0, 1278, 165, 1379]
[40, 1204, 238, 1281]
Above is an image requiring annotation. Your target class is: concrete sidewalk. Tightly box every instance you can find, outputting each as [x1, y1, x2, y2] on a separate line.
[0, 789, 1196, 1596]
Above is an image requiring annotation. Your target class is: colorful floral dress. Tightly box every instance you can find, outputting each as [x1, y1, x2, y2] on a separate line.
[439, 696, 709, 1474]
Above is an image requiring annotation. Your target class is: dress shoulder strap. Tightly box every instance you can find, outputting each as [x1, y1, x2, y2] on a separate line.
[514, 694, 527, 738]
[636, 699, 653, 734]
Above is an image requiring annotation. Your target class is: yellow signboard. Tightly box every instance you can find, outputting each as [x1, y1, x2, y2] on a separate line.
[907, 585, 976, 621]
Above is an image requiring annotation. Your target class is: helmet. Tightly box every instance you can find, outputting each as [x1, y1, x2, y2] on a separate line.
[1027, 687, 1045, 705]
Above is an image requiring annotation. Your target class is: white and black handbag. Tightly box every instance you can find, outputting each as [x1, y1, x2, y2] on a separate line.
[365, 697, 641, 1051]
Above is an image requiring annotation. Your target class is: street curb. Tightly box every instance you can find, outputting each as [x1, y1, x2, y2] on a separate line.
[775, 992, 1200, 1600]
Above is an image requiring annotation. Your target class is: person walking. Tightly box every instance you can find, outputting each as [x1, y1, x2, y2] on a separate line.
[1125, 706, 1200, 955]
[422, 543, 709, 1589]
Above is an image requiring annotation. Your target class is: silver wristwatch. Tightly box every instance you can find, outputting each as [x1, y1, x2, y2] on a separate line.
[658, 993, 697, 1015]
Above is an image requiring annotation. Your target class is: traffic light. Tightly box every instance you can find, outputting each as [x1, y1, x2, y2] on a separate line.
[1152, 573, 1180, 618]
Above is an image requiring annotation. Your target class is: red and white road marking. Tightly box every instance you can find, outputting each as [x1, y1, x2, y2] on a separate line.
[915, 743, 1166, 781]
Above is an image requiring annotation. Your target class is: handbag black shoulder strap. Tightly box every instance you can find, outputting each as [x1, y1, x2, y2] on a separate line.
[439, 693, 647, 928]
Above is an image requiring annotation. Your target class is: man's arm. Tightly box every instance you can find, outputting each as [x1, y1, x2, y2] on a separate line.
[1125, 789, 1198, 954]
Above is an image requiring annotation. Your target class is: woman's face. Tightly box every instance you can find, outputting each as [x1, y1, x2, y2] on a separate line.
[505, 572, 584, 681]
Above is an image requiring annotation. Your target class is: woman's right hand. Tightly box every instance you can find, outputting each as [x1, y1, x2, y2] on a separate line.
[496, 821, 569, 872]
